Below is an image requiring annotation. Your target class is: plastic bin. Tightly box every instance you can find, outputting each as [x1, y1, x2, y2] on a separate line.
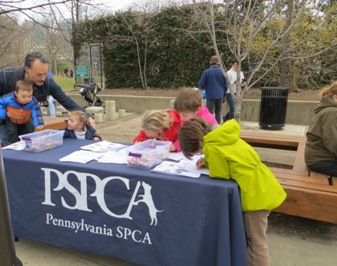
[259, 87, 289, 130]
[19, 129, 64, 152]
[127, 139, 171, 169]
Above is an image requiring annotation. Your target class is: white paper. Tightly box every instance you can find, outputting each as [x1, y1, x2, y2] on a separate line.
[96, 150, 127, 164]
[167, 151, 184, 161]
[59, 150, 103, 164]
[178, 155, 210, 176]
[151, 161, 200, 178]
[2, 141, 25, 150]
[81, 141, 128, 152]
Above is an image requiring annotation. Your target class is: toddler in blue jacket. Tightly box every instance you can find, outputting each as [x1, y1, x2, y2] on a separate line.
[0, 80, 44, 144]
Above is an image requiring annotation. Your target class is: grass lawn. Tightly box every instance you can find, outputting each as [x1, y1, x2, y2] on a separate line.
[53, 75, 76, 92]
[53, 75, 103, 92]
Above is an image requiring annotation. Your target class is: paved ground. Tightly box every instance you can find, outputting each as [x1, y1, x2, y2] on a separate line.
[13, 115, 337, 265]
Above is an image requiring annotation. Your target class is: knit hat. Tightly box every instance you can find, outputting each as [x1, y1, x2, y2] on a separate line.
[210, 55, 219, 64]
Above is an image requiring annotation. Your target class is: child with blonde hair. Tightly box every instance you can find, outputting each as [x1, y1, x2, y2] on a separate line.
[174, 88, 217, 124]
[179, 118, 286, 266]
[133, 109, 181, 151]
[63, 110, 101, 141]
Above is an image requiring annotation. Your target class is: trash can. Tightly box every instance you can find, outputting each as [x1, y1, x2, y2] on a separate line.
[259, 87, 289, 130]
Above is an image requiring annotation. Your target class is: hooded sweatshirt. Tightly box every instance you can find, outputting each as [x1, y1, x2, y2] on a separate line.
[305, 97, 337, 165]
[202, 119, 286, 212]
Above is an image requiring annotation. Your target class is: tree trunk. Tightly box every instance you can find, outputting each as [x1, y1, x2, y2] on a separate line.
[280, 0, 293, 87]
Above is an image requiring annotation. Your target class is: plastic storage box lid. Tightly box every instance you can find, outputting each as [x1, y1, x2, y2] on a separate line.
[127, 139, 171, 169]
[19, 129, 64, 152]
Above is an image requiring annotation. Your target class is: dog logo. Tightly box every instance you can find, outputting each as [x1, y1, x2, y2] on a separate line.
[135, 181, 163, 226]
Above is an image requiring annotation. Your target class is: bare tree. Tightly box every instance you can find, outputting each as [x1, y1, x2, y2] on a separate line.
[119, 5, 159, 89]
[0, 1, 73, 67]
[48, 0, 126, 67]
[279, 0, 293, 87]
[0, 15, 26, 67]
[0, 0, 71, 16]
[192, 0, 337, 120]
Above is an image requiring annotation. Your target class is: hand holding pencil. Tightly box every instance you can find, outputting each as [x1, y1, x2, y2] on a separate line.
[196, 157, 205, 169]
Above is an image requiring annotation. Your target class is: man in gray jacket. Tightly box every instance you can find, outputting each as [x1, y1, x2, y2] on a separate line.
[0, 52, 95, 145]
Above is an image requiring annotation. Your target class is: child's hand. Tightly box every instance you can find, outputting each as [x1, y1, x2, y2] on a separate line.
[196, 157, 205, 169]
[36, 125, 44, 130]
[93, 137, 100, 141]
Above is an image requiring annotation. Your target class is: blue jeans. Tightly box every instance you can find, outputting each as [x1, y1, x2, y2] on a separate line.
[307, 161, 337, 176]
[223, 93, 235, 122]
[6, 118, 35, 144]
[0, 118, 35, 146]
[0, 121, 8, 145]
[206, 98, 223, 124]
[48, 95, 56, 117]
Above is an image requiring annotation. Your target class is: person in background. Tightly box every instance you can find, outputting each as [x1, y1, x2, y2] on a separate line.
[0, 80, 44, 144]
[48, 95, 56, 117]
[0, 52, 95, 145]
[178, 118, 286, 266]
[63, 110, 101, 141]
[198, 55, 228, 124]
[174, 88, 217, 125]
[70, 69, 74, 78]
[63, 67, 69, 78]
[223, 57, 245, 122]
[46, 72, 56, 117]
[133, 109, 181, 152]
[305, 81, 337, 176]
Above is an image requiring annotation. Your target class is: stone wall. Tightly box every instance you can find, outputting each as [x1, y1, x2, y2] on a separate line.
[67, 93, 318, 125]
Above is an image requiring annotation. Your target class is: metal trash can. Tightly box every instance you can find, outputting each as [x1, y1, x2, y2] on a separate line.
[259, 87, 289, 130]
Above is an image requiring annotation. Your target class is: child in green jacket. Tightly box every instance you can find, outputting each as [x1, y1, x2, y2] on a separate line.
[178, 118, 286, 266]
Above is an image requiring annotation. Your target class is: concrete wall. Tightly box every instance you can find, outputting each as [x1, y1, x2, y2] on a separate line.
[67, 93, 319, 125]
[234, 99, 318, 125]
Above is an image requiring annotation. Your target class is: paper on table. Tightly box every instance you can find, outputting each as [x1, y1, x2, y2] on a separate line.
[2, 141, 25, 150]
[151, 161, 200, 178]
[59, 150, 103, 163]
[81, 141, 128, 152]
[167, 151, 184, 161]
[96, 150, 127, 164]
[178, 155, 210, 176]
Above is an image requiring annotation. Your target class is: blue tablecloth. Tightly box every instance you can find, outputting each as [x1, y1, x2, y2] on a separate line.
[3, 139, 248, 266]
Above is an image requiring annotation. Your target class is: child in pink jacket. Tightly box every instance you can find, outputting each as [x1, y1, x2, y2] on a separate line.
[174, 88, 218, 125]
[173, 88, 218, 151]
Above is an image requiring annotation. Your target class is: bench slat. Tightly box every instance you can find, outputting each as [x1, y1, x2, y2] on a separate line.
[275, 185, 337, 224]
[292, 140, 307, 173]
[277, 177, 337, 193]
[270, 167, 330, 185]
[240, 130, 337, 224]
[37, 116, 67, 131]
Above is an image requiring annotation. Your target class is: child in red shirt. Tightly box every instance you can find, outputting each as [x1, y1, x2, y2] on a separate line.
[133, 109, 181, 152]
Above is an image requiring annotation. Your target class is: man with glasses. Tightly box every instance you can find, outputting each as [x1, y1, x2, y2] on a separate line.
[0, 52, 95, 145]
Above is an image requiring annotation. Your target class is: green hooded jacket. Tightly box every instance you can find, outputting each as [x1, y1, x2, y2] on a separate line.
[203, 119, 287, 212]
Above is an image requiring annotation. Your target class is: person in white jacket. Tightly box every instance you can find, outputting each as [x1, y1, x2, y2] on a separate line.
[223, 58, 245, 122]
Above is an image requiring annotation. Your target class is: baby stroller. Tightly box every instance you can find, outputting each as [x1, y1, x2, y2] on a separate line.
[79, 83, 103, 108]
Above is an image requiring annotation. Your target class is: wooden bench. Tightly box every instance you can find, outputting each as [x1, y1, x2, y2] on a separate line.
[240, 130, 337, 224]
[37, 116, 67, 131]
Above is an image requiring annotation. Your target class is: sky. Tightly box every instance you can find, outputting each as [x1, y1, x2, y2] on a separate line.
[9, 0, 206, 22]
[91, 0, 187, 13]
[19, 0, 180, 13]
[6, 0, 156, 22]
[96, 0, 138, 12]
